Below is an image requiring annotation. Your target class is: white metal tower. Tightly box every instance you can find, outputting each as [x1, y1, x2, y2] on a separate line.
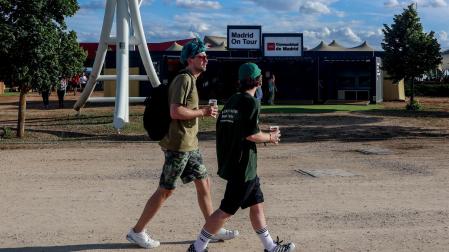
[74, 0, 160, 130]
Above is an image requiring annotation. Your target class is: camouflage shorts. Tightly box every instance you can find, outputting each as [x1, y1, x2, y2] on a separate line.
[159, 149, 208, 190]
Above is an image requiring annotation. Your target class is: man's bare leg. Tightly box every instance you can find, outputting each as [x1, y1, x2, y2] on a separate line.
[191, 209, 232, 251]
[133, 187, 174, 233]
[193, 177, 213, 219]
[249, 203, 267, 230]
[203, 209, 232, 234]
[250, 203, 296, 252]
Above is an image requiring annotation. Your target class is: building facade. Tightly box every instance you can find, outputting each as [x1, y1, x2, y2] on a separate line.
[81, 30, 385, 104]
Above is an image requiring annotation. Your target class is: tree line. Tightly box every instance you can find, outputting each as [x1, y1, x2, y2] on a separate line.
[0, 0, 86, 137]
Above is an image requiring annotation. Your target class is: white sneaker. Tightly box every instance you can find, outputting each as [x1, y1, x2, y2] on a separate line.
[126, 228, 160, 249]
[210, 228, 239, 241]
[267, 242, 295, 252]
[264, 237, 296, 252]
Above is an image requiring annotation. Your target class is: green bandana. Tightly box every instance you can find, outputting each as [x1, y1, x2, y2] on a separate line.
[180, 36, 207, 65]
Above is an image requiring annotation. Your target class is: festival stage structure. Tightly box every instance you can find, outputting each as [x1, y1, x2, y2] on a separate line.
[74, 0, 160, 130]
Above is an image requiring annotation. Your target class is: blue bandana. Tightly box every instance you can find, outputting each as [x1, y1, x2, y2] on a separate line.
[180, 36, 207, 65]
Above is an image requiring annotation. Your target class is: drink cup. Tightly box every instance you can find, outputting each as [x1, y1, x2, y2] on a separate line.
[208, 99, 218, 107]
[269, 125, 279, 132]
[269, 126, 280, 144]
[208, 99, 218, 118]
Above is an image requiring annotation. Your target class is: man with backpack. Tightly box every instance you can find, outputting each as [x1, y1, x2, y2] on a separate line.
[126, 37, 238, 249]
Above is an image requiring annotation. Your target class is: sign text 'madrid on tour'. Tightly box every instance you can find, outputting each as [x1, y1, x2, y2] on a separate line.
[227, 25, 261, 50]
[263, 33, 303, 57]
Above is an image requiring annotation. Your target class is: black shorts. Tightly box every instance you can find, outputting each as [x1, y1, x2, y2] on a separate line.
[219, 176, 264, 215]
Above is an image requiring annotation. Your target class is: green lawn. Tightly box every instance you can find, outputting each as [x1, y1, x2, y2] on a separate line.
[117, 104, 383, 134]
[260, 104, 383, 113]
[0, 92, 20, 97]
[4, 102, 448, 143]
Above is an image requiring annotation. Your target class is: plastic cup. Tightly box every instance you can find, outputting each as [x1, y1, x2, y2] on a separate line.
[269, 126, 279, 132]
[208, 99, 218, 107]
[208, 99, 218, 118]
[269, 126, 280, 144]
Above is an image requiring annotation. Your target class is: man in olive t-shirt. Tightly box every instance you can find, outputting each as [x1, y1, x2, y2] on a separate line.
[188, 63, 295, 252]
[159, 70, 200, 152]
[126, 37, 238, 249]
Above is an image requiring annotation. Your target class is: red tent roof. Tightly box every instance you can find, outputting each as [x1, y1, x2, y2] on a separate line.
[148, 38, 192, 51]
[80, 38, 193, 61]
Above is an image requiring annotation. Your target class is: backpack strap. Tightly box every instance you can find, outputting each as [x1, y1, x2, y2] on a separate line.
[177, 69, 195, 106]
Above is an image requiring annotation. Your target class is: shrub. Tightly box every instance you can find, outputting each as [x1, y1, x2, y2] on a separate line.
[406, 99, 422, 111]
[0, 127, 13, 139]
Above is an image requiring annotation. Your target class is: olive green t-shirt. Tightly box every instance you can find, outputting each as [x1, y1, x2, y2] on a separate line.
[216, 92, 260, 182]
[159, 71, 199, 152]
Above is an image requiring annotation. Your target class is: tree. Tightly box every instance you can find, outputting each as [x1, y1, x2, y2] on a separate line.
[0, 0, 86, 137]
[382, 4, 442, 110]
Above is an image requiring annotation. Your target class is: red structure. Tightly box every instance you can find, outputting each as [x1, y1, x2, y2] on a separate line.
[79, 38, 192, 64]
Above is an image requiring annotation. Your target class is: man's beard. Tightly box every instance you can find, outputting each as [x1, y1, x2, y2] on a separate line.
[195, 65, 207, 73]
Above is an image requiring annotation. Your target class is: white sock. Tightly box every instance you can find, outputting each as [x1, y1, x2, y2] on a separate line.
[256, 226, 276, 251]
[194, 228, 212, 252]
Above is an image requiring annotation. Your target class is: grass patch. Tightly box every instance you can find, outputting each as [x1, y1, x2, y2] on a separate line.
[359, 107, 449, 118]
[0, 92, 20, 97]
[261, 104, 383, 113]
[4, 100, 447, 144]
[120, 113, 217, 134]
[20, 108, 214, 140]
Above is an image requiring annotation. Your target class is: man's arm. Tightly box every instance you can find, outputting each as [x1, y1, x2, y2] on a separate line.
[170, 104, 217, 120]
[246, 130, 280, 144]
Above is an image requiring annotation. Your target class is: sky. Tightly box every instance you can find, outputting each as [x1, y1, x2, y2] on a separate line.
[68, 0, 449, 51]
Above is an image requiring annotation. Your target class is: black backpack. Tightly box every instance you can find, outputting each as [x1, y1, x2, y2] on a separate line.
[143, 83, 170, 141]
[143, 70, 193, 141]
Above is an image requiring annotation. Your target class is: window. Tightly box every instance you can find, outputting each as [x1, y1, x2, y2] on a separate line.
[358, 76, 370, 87]
[337, 76, 356, 89]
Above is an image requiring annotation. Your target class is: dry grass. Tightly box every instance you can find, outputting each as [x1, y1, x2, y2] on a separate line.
[1, 92, 448, 145]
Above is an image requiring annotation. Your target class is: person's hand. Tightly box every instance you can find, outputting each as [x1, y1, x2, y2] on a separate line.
[201, 105, 218, 118]
[208, 105, 218, 118]
[269, 129, 281, 144]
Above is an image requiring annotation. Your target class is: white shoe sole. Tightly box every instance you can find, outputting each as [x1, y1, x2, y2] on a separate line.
[210, 230, 239, 242]
[126, 234, 160, 249]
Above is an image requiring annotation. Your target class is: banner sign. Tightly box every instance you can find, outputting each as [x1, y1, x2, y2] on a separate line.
[227, 25, 261, 50]
[263, 33, 303, 57]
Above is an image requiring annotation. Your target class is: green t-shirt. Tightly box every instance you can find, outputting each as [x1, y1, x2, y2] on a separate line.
[216, 92, 260, 181]
[159, 71, 199, 152]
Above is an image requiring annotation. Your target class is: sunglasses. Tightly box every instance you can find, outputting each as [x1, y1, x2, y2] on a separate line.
[194, 54, 208, 61]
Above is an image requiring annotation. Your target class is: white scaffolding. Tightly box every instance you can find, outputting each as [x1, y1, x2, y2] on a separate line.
[74, 0, 160, 130]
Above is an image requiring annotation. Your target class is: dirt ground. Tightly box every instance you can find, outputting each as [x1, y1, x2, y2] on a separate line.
[1, 93, 449, 252]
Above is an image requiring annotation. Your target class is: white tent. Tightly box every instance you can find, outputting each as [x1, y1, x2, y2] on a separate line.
[309, 41, 345, 51]
[204, 36, 227, 48]
[207, 42, 227, 51]
[309, 40, 375, 52]
[328, 40, 345, 50]
[350, 41, 375, 51]
[165, 42, 183, 51]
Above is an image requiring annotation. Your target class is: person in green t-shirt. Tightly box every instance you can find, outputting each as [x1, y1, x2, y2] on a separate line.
[126, 37, 238, 249]
[187, 63, 295, 252]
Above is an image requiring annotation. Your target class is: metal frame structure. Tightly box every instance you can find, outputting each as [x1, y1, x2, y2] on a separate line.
[74, 0, 160, 130]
